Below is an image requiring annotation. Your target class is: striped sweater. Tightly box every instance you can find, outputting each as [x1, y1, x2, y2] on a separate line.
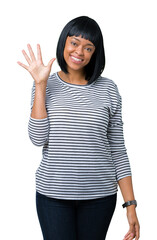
[28, 72, 132, 200]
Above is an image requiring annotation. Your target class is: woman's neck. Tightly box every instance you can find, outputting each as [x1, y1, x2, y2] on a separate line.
[58, 70, 88, 85]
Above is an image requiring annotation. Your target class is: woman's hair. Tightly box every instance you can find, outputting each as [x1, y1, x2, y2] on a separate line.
[56, 16, 105, 84]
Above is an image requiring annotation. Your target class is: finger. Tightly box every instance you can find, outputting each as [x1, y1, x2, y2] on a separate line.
[135, 224, 140, 240]
[135, 230, 139, 239]
[129, 225, 135, 236]
[123, 235, 132, 240]
[135, 231, 140, 240]
[124, 232, 130, 237]
[124, 230, 132, 237]
[124, 234, 134, 240]
[47, 58, 56, 68]
[17, 61, 29, 70]
[129, 233, 134, 239]
[123, 232, 131, 240]
[124, 230, 134, 240]
[22, 49, 31, 65]
[27, 43, 36, 61]
[37, 44, 43, 63]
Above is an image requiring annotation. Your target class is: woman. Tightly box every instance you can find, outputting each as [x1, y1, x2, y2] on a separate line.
[17, 16, 140, 240]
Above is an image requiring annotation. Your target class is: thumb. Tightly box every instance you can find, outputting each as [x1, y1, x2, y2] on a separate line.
[129, 224, 135, 238]
[47, 58, 56, 68]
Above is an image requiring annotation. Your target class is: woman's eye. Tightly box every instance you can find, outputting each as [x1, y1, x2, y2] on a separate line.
[71, 42, 77, 46]
[86, 48, 92, 52]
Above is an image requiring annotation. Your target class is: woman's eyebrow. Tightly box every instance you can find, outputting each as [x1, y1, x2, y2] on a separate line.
[72, 37, 94, 47]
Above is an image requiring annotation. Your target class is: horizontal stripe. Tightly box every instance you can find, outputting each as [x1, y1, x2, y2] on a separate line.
[28, 72, 131, 200]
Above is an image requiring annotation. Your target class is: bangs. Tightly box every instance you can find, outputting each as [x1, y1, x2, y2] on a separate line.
[68, 17, 100, 47]
[56, 16, 105, 83]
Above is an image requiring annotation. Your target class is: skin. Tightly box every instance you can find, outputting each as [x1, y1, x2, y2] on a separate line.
[17, 36, 140, 239]
[17, 43, 55, 119]
[58, 36, 95, 85]
[118, 176, 140, 240]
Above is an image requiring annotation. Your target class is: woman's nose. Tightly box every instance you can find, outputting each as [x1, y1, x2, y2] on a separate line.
[75, 46, 84, 55]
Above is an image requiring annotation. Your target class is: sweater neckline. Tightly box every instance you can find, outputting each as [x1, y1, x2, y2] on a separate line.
[56, 72, 96, 88]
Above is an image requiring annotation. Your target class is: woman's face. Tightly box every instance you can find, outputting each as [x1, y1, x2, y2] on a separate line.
[63, 35, 95, 73]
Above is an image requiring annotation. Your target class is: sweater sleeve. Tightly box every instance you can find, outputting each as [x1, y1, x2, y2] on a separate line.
[107, 84, 132, 181]
[28, 82, 49, 146]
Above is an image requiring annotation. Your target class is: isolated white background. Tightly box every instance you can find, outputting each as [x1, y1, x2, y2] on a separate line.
[0, 0, 156, 239]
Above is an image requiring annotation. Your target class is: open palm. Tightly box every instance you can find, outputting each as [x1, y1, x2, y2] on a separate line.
[17, 44, 55, 84]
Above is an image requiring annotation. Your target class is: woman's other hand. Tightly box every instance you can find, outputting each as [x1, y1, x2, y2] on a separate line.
[17, 44, 56, 84]
[123, 207, 140, 240]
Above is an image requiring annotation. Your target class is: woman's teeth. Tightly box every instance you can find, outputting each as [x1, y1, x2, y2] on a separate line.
[71, 56, 83, 62]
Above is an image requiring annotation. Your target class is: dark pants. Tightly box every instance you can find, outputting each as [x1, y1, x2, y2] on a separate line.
[36, 191, 117, 240]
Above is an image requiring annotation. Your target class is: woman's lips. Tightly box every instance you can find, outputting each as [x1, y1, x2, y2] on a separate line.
[70, 55, 83, 63]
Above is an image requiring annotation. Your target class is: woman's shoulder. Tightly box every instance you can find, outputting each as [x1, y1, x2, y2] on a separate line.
[99, 75, 117, 86]
[48, 72, 57, 80]
[98, 76, 121, 113]
[98, 75, 119, 94]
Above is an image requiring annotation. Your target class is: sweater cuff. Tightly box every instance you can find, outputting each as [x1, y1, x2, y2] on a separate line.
[28, 117, 49, 146]
[111, 151, 132, 181]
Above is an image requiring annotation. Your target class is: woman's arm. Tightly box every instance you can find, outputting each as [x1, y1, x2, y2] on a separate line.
[17, 43, 55, 146]
[28, 82, 49, 146]
[118, 176, 135, 203]
[107, 83, 140, 239]
[18, 43, 55, 120]
[31, 82, 47, 119]
[118, 176, 140, 240]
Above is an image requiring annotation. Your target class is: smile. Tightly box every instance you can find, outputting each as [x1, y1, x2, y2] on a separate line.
[70, 56, 83, 63]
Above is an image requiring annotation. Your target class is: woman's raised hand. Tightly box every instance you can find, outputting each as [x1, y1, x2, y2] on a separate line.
[17, 44, 56, 84]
